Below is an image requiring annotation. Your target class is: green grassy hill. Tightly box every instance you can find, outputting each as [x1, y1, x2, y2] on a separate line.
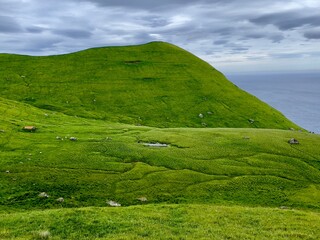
[0, 42, 299, 129]
[0, 42, 319, 239]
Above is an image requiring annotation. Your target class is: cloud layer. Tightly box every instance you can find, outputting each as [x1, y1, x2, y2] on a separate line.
[0, 0, 319, 73]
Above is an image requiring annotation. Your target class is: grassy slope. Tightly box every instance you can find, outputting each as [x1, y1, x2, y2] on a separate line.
[1, 204, 320, 240]
[1, 97, 319, 212]
[0, 42, 299, 129]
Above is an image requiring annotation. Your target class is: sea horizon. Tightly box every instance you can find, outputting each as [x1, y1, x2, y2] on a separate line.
[226, 71, 320, 134]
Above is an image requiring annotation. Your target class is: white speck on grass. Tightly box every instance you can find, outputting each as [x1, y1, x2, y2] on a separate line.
[38, 192, 49, 198]
[107, 200, 121, 207]
[37, 230, 51, 239]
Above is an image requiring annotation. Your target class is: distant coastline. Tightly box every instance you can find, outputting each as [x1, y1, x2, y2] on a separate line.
[227, 72, 320, 133]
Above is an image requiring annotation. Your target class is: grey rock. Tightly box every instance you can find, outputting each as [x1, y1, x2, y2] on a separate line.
[39, 192, 49, 198]
[288, 138, 299, 144]
[37, 231, 51, 239]
[279, 206, 289, 210]
[137, 197, 148, 202]
[107, 200, 121, 207]
[56, 197, 64, 203]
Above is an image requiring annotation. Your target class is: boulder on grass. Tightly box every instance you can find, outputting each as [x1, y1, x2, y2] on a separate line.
[107, 200, 121, 207]
[39, 192, 49, 198]
[288, 138, 299, 144]
[137, 197, 148, 202]
[56, 197, 64, 203]
[23, 126, 37, 132]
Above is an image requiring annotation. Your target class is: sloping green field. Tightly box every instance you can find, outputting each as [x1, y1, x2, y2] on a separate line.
[1, 97, 319, 211]
[0, 42, 299, 129]
[0, 42, 319, 239]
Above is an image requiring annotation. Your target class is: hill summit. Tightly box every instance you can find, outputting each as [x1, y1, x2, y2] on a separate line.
[0, 41, 298, 129]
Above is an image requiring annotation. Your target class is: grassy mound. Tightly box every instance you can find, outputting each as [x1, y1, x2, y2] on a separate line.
[0, 42, 299, 129]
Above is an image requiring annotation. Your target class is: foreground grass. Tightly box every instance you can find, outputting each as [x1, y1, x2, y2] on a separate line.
[1, 204, 320, 239]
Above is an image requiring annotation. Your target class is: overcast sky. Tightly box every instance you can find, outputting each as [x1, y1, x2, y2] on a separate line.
[1, 0, 320, 73]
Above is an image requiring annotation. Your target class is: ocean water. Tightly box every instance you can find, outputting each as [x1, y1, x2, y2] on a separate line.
[226, 72, 320, 133]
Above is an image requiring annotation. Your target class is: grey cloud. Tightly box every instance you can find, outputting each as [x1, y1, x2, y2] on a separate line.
[82, 0, 276, 10]
[83, 0, 210, 10]
[1, 35, 63, 55]
[250, 10, 320, 30]
[125, 32, 159, 44]
[213, 40, 228, 45]
[246, 56, 266, 61]
[52, 29, 92, 39]
[138, 16, 169, 28]
[269, 34, 284, 43]
[244, 33, 265, 39]
[304, 30, 320, 39]
[239, 30, 284, 42]
[309, 52, 320, 57]
[225, 43, 249, 52]
[26, 26, 45, 33]
[213, 27, 235, 36]
[0, 15, 23, 33]
[23, 39, 62, 53]
[243, 33, 284, 43]
[232, 47, 249, 52]
[271, 53, 304, 59]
